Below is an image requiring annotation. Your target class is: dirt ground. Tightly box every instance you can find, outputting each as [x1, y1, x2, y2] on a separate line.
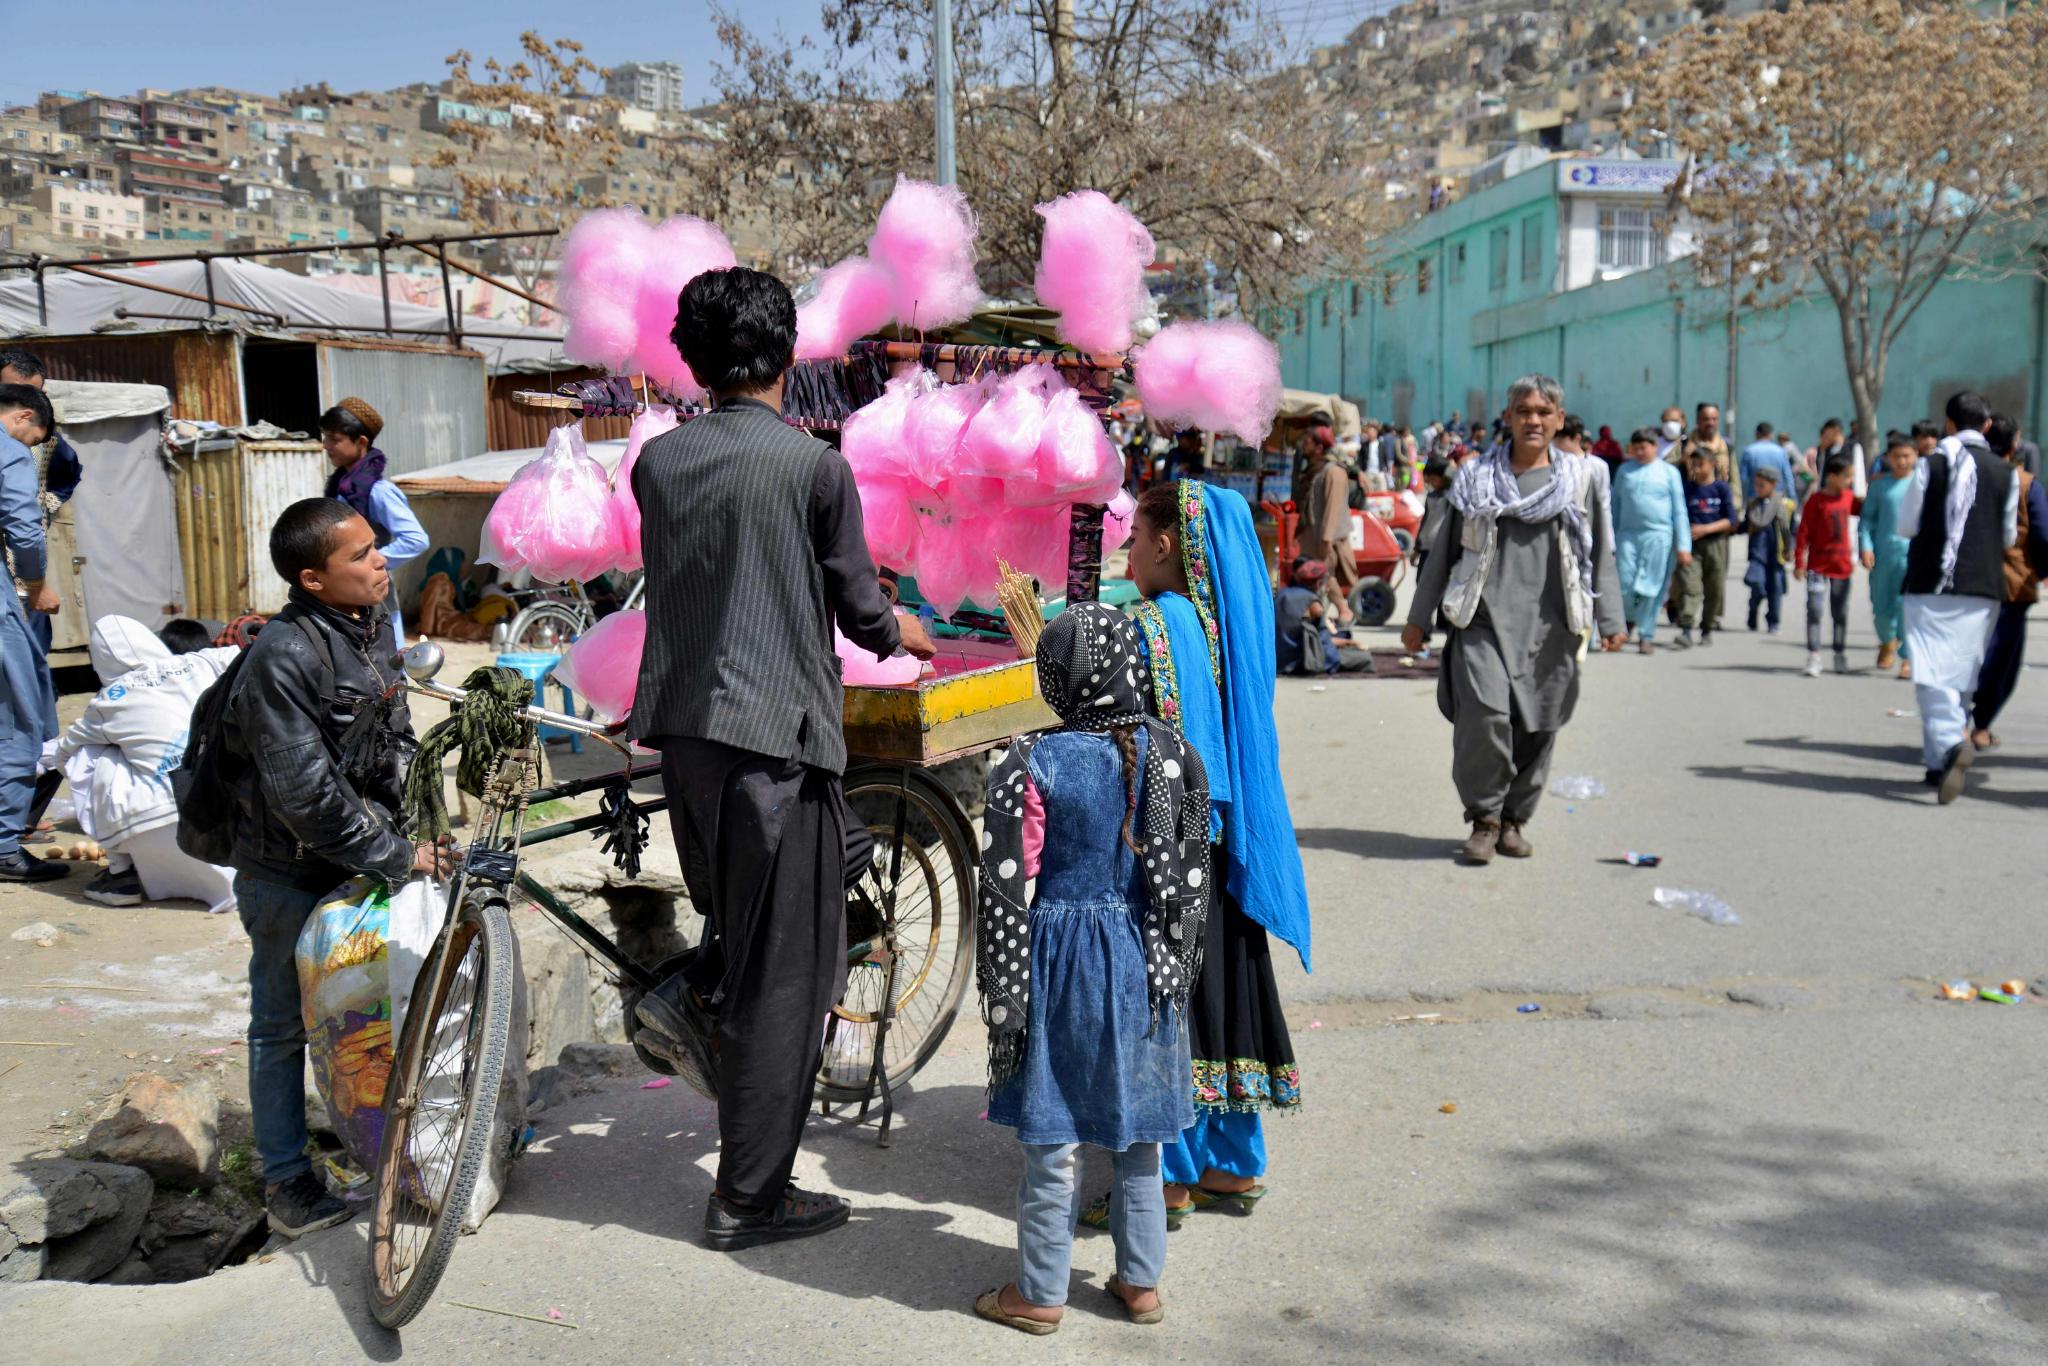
[0, 640, 627, 1175]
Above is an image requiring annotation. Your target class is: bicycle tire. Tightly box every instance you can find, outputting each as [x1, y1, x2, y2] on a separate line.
[817, 765, 977, 1102]
[366, 888, 517, 1329]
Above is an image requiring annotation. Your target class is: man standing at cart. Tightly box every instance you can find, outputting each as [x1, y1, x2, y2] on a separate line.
[1402, 375, 1626, 864]
[629, 266, 936, 1252]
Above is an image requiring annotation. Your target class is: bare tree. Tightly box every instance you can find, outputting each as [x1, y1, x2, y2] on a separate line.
[430, 33, 626, 312]
[1625, 0, 2048, 451]
[695, 0, 1386, 317]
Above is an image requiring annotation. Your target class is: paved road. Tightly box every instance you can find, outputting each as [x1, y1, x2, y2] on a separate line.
[5, 604, 2046, 1363]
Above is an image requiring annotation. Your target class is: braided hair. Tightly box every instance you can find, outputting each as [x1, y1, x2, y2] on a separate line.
[1110, 723, 1144, 855]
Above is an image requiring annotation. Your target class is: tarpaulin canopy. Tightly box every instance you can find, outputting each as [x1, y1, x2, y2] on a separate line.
[393, 437, 629, 496]
[0, 257, 567, 373]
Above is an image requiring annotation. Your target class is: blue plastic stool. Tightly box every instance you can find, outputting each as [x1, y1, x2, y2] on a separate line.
[494, 652, 583, 754]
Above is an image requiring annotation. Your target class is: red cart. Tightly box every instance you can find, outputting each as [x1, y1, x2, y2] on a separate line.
[1263, 499, 1410, 627]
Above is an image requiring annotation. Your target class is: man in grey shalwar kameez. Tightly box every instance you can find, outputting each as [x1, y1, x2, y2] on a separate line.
[1403, 375, 1627, 864]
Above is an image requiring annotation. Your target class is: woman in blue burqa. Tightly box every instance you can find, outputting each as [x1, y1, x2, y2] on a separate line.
[1085, 478, 1310, 1225]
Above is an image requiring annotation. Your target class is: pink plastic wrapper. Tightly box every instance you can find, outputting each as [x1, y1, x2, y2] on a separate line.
[996, 504, 1070, 589]
[836, 626, 922, 686]
[858, 475, 918, 572]
[868, 177, 982, 330]
[795, 255, 898, 360]
[905, 380, 987, 489]
[559, 209, 654, 371]
[610, 405, 679, 574]
[1133, 319, 1284, 446]
[840, 368, 932, 483]
[551, 609, 646, 724]
[939, 474, 1006, 520]
[1034, 190, 1155, 355]
[914, 521, 976, 620]
[481, 425, 622, 585]
[1037, 387, 1120, 495]
[1101, 489, 1137, 553]
[633, 216, 737, 398]
[959, 365, 1057, 478]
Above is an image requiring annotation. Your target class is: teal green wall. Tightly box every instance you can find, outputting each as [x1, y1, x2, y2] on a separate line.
[1277, 174, 2048, 442]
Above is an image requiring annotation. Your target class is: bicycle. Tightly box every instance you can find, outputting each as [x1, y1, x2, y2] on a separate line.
[500, 573, 646, 654]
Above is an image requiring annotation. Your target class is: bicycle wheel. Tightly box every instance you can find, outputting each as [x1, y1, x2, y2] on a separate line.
[506, 600, 588, 654]
[366, 887, 517, 1329]
[818, 765, 977, 1102]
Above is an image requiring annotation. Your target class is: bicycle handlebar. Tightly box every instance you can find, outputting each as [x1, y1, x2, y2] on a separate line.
[405, 677, 636, 757]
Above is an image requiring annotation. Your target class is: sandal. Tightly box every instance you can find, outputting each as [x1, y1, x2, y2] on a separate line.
[1080, 1191, 1192, 1232]
[1104, 1275, 1166, 1325]
[1188, 1182, 1267, 1215]
[975, 1286, 1060, 1335]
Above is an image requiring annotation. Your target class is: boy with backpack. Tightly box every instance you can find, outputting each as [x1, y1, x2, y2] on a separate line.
[179, 497, 450, 1238]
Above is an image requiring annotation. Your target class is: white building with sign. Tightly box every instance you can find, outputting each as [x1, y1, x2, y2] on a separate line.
[1554, 158, 1700, 290]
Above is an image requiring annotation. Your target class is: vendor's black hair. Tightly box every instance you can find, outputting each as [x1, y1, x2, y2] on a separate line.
[0, 383, 54, 440]
[672, 267, 796, 394]
[158, 619, 214, 655]
[1987, 414, 2017, 457]
[270, 497, 361, 584]
[0, 349, 45, 381]
[1946, 390, 1990, 431]
[318, 404, 374, 441]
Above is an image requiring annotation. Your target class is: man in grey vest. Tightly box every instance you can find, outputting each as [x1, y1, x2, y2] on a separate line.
[1402, 375, 1626, 864]
[628, 267, 935, 1250]
[1899, 389, 2017, 804]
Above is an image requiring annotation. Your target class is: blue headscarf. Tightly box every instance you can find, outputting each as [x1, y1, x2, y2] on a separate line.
[1134, 482, 1312, 972]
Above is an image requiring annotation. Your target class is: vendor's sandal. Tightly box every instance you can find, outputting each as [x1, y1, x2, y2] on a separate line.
[1104, 1276, 1166, 1325]
[1188, 1182, 1268, 1215]
[1080, 1192, 1193, 1231]
[975, 1287, 1060, 1335]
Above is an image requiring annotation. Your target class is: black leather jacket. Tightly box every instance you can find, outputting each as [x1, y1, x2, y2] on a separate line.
[222, 589, 416, 892]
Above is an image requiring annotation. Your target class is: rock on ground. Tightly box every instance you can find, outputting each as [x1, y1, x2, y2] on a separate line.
[81, 1073, 220, 1190]
[0, 1160, 154, 1283]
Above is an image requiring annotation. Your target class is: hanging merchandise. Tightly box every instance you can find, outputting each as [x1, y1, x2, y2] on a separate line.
[558, 210, 654, 371]
[631, 216, 738, 399]
[960, 365, 1058, 479]
[551, 608, 647, 724]
[1034, 190, 1156, 356]
[867, 176, 983, 330]
[1134, 319, 1285, 445]
[479, 424, 624, 585]
[610, 405, 679, 574]
[795, 255, 899, 360]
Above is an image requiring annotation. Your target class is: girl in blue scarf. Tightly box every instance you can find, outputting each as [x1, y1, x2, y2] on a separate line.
[1087, 477, 1310, 1226]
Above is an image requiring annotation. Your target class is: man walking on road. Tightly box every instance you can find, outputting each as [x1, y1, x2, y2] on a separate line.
[629, 268, 936, 1250]
[1403, 375, 1625, 865]
[1739, 422, 1799, 504]
[1297, 424, 1358, 627]
[1899, 390, 2016, 804]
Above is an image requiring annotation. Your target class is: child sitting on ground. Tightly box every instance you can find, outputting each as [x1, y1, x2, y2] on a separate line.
[1744, 467, 1794, 633]
[1275, 560, 1372, 676]
[1793, 452, 1863, 676]
[51, 616, 239, 911]
[975, 603, 1211, 1335]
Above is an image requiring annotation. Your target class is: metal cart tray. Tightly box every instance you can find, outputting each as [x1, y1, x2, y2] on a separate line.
[843, 639, 1055, 765]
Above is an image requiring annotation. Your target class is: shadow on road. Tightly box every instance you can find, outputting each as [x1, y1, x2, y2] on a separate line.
[274, 1221, 401, 1361]
[1749, 734, 2048, 771]
[1296, 827, 1457, 862]
[1366, 1122, 2048, 1358]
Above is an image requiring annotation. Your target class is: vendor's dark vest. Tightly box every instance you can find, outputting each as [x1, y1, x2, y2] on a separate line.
[1903, 443, 2012, 602]
[628, 399, 847, 773]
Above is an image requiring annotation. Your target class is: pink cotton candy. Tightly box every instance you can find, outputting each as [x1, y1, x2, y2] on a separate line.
[551, 608, 646, 724]
[858, 475, 918, 572]
[610, 405, 679, 574]
[1036, 387, 1120, 496]
[1102, 489, 1137, 552]
[482, 424, 622, 585]
[940, 474, 1006, 520]
[559, 209, 654, 370]
[905, 380, 986, 489]
[868, 177, 981, 331]
[1133, 319, 1284, 446]
[959, 365, 1057, 478]
[837, 626, 923, 686]
[914, 522, 976, 620]
[841, 368, 932, 483]
[795, 255, 898, 360]
[633, 216, 737, 397]
[1034, 190, 1155, 356]
[995, 504, 1070, 589]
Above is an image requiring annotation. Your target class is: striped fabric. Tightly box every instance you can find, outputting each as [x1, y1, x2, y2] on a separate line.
[628, 401, 848, 773]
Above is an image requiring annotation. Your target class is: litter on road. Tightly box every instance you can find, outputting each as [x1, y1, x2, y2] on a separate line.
[1650, 887, 1741, 926]
[1624, 851, 1662, 867]
[1516, 1003, 1542, 1014]
[1549, 775, 1606, 800]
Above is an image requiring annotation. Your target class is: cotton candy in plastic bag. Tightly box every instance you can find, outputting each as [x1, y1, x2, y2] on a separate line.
[1101, 489, 1137, 553]
[478, 457, 545, 575]
[915, 521, 976, 620]
[610, 406, 679, 574]
[551, 608, 646, 724]
[859, 475, 918, 572]
[906, 380, 986, 489]
[482, 424, 622, 585]
[841, 368, 932, 484]
[1037, 387, 1120, 496]
[837, 626, 923, 686]
[959, 365, 1057, 478]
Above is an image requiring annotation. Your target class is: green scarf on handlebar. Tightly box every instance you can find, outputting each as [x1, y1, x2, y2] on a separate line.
[403, 666, 536, 840]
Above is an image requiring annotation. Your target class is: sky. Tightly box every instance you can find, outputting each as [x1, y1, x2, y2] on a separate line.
[8, 0, 1388, 109]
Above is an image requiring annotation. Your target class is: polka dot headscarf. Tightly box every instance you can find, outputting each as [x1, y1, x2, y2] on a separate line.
[978, 602, 1212, 1091]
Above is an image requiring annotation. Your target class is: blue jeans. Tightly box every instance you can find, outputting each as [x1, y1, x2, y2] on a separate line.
[0, 608, 57, 857]
[1162, 1110, 1267, 1186]
[236, 872, 321, 1184]
[1017, 1141, 1165, 1307]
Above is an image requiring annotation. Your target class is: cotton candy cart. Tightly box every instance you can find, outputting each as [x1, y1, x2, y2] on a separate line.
[1263, 497, 1411, 626]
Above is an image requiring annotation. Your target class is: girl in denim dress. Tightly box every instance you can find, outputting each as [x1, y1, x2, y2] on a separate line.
[973, 603, 1212, 1334]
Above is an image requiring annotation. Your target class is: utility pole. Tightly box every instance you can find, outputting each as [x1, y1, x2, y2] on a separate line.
[935, 0, 958, 186]
[1051, 0, 1076, 130]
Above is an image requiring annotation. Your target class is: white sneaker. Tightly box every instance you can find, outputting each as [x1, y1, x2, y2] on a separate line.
[1802, 653, 1823, 677]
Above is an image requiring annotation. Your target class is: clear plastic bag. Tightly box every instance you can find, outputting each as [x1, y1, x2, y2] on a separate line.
[609, 406, 679, 575]
[1650, 887, 1741, 927]
[1548, 774, 1607, 800]
[959, 365, 1056, 478]
[482, 424, 623, 585]
[551, 608, 646, 724]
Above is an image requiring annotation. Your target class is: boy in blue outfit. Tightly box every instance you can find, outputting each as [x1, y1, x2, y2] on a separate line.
[1743, 466, 1794, 632]
[0, 383, 60, 883]
[1675, 447, 1738, 648]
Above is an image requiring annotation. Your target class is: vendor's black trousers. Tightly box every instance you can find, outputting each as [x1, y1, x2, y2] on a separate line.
[659, 737, 849, 1210]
